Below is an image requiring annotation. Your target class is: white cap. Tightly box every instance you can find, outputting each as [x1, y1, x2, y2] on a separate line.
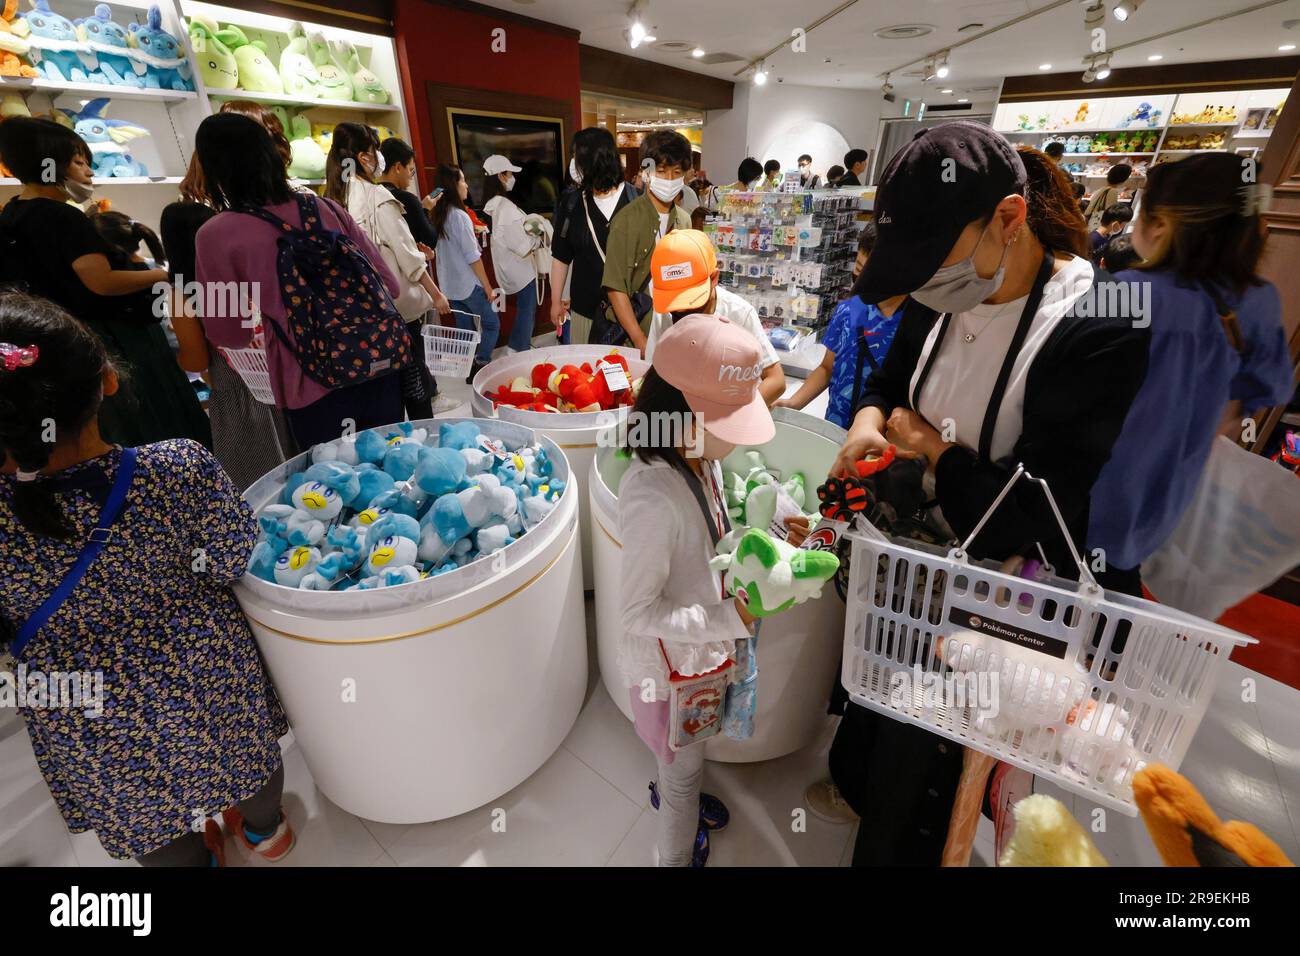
[482, 154, 522, 175]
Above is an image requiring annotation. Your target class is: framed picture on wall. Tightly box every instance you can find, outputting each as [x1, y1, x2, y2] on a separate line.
[447, 108, 565, 215]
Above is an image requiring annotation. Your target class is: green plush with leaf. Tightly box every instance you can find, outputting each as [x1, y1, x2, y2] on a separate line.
[709, 528, 839, 618]
[308, 28, 351, 100]
[218, 23, 281, 94]
[279, 21, 320, 99]
[286, 112, 326, 180]
[336, 39, 388, 104]
[187, 15, 237, 90]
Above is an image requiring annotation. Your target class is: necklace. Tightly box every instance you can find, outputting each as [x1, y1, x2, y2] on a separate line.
[961, 311, 1000, 343]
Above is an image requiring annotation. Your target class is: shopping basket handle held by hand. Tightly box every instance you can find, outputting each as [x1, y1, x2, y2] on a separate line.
[950, 463, 1101, 595]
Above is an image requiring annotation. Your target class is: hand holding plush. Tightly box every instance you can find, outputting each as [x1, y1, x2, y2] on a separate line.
[709, 528, 840, 617]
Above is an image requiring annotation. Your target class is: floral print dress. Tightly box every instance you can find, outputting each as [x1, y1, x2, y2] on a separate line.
[0, 440, 287, 859]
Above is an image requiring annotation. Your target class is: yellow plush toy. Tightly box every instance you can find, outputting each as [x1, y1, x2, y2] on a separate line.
[999, 794, 1110, 867]
[310, 120, 335, 153]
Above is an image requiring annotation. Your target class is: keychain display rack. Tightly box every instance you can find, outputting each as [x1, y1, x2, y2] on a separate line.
[839, 465, 1253, 814]
[704, 189, 861, 331]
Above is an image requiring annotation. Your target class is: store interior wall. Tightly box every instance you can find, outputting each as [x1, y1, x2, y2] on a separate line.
[393, 0, 582, 194]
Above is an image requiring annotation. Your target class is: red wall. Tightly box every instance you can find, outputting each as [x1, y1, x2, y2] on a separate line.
[393, 0, 582, 195]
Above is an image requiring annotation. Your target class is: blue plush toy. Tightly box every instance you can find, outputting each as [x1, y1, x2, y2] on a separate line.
[22, 0, 96, 82]
[62, 98, 150, 177]
[438, 420, 483, 451]
[431, 473, 518, 546]
[127, 3, 192, 91]
[413, 446, 467, 498]
[76, 4, 140, 87]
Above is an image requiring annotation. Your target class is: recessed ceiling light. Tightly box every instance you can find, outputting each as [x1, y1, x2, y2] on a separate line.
[941, 88, 953, 94]
[958, 98, 969, 103]
[1281, 44, 1297, 51]
[1147, 53, 1163, 61]
[1039, 63, 1052, 71]
[692, 47, 705, 57]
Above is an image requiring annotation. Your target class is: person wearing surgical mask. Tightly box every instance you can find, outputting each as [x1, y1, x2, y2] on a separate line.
[599, 129, 694, 352]
[826, 124, 1150, 867]
[326, 122, 453, 420]
[0, 116, 209, 448]
[798, 154, 820, 188]
[481, 154, 541, 354]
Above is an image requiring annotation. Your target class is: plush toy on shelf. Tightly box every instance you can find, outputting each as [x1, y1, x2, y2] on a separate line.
[310, 119, 335, 153]
[709, 528, 839, 618]
[307, 28, 351, 100]
[75, 3, 141, 87]
[369, 122, 399, 143]
[218, 23, 281, 94]
[336, 38, 388, 104]
[61, 98, 150, 177]
[127, 4, 191, 91]
[19, 0, 96, 82]
[185, 14, 236, 90]
[278, 20, 320, 99]
[285, 111, 326, 180]
[1, 0, 38, 77]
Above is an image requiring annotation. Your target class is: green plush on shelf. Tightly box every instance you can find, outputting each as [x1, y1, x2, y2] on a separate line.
[709, 528, 840, 618]
[286, 111, 325, 180]
[187, 14, 237, 89]
[218, 23, 281, 94]
[307, 28, 351, 100]
[336, 38, 388, 104]
[279, 20, 320, 98]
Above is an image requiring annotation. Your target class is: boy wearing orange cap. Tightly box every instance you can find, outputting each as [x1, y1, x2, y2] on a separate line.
[647, 230, 785, 406]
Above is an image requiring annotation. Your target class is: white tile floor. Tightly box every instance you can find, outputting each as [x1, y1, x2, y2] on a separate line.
[3, 352, 1296, 867]
[3, 593, 1297, 867]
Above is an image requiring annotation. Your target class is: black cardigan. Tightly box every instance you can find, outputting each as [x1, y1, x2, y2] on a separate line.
[854, 283, 1150, 574]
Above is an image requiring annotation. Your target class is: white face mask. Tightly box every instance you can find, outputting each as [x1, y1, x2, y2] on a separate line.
[911, 220, 1011, 314]
[569, 158, 581, 184]
[503, 173, 516, 192]
[64, 178, 94, 203]
[370, 151, 386, 177]
[648, 175, 684, 202]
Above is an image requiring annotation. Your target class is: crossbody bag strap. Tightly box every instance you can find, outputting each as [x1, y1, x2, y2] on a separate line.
[583, 192, 608, 264]
[10, 447, 138, 660]
[849, 319, 882, 415]
[910, 312, 953, 410]
[1203, 281, 1246, 355]
[975, 254, 1055, 462]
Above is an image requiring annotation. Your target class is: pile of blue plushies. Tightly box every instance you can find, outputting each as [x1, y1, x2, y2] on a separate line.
[248, 421, 565, 591]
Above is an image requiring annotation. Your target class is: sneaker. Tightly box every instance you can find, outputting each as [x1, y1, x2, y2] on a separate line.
[466, 360, 488, 384]
[648, 781, 730, 832]
[429, 393, 463, 416]
[221, 806, 296, 862]
[805, 776, 858, 824]
[203, 818, 226, 868]
[691, 826, 710, 867]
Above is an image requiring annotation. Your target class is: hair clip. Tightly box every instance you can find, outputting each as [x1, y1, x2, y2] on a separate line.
[1239, 183, 1273, 218]
[0, 343, 38, 372]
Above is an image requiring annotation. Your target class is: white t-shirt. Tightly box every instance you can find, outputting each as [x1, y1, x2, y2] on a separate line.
[910, 255, 1094, 463]
[592, 187, 623, 222]
[658, 211, 669, 238]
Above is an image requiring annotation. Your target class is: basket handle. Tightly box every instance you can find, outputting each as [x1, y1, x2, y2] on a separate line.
[951, 463, 1101, 595]
[443, 308, 482, 333]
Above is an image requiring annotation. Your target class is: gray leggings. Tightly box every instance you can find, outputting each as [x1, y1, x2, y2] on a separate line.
[655, 745, 705, 867]
[136, 764, 284, 867]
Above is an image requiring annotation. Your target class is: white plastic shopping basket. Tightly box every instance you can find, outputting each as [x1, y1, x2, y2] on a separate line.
[220, 347, 276, 405]
[422, 309, 482, 378]
[840, 464, 1254, 814]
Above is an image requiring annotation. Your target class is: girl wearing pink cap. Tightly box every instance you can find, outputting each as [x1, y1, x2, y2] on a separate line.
[617, 313, 775, 866]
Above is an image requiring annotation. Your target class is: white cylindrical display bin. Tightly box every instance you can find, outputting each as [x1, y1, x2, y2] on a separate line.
[471, 345, 648, 590]
[590, 408, 848, 763]
[235, 418, 586, 824]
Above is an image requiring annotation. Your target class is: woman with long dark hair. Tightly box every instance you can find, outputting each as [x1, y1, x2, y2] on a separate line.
[827, 127, 1150, 866]
[159, 101, 298, 489]
[0, 117, 209, 449]
[326, 122, 452, 420]
[550, 127, 636, 345]
[193, 113, 405, 449]
[0, 295, 292, 865]
[431, 163, 499, 378]
[1088, 153, 1292, 592]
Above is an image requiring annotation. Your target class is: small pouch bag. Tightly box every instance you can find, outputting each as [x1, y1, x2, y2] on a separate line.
[662, 641, 733, 751]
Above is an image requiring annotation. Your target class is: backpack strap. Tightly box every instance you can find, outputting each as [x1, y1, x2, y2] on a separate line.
[10, 447, 138, 661]
[236, 201, 295, 233]
[1203, 282, 1246, 355]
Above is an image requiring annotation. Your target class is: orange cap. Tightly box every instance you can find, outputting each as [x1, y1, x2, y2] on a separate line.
[650, 229, 717, 314]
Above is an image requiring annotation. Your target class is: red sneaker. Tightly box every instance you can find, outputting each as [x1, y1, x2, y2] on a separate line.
[203, 818, 226, 868]
[221, 806, 296, 863]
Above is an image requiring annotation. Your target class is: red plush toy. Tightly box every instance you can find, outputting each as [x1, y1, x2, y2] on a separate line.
[484, 353, 637, 413]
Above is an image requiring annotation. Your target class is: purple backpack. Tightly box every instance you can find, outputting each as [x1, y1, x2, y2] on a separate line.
[239, 193, 411, 389]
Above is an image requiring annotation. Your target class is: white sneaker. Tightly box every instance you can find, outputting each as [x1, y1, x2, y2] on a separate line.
[805, 776, 859, 824]
[430, 393, 463, 416]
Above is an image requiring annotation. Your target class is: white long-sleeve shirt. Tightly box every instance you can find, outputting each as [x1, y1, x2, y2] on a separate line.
[618, 456, 750, 699]
[484, 195, 539, 295]
[346, 176, 433, 321]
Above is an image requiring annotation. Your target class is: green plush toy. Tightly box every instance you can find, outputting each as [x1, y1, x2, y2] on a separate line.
[709, 528, 840, 617]
[279, 21, 320, 99]
[218, 23, 281, 94]
[307, 28, 352, 100]
[336, 39, 388, 104]
[286, 111, 326, 180]
[187, 15, 237, 90]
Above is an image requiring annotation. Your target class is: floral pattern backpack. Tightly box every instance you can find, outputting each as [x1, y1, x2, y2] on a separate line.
[239, 192, 411, 389]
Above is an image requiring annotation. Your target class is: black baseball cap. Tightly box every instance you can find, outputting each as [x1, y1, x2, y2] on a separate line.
[854, 121, 1027, 304]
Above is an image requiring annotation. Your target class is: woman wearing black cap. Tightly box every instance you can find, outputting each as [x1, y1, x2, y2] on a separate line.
[826, 124, 1150, 866]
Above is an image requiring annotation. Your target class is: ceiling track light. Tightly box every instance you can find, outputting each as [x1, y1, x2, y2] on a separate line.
[935, 50, 950, 79]
[1113, 0, 1144, 22]
[753, 62, 767, 85]
[1082, 51, 1112, 83]
[627, 1, 655, 49]
[1082, 1, 1105, 30]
